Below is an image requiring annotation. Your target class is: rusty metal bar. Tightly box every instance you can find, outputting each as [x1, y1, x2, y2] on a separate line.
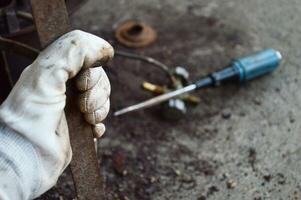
[30, 0, 70, 46]
[30, 0, 105, 199]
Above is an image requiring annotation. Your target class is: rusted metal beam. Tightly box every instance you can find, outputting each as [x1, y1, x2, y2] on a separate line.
[30, 0, 105, 199]
[30, 0, 70, 47]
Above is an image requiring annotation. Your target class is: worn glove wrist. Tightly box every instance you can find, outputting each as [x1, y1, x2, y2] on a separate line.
[0, 30, 113, 198]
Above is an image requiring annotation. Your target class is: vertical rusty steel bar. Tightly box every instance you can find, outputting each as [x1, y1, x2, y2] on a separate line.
[30, 0, 70, 47]
[30, 0, 106, 199]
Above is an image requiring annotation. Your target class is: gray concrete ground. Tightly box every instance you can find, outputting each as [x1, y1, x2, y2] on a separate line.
[62, 0, 300, 199]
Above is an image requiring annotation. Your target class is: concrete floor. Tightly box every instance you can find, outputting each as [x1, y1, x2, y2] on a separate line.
[69, 0, 301, 199]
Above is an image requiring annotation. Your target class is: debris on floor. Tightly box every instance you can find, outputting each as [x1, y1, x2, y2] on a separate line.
[37, 0, 301, 199]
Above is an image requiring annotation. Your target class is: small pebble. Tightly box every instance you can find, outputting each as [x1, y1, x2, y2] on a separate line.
[122, 170, 128, 176]
[222, 109, 231, 119]
[239, 112, 246, 117]
[253, 98, 262, 105]
[113, 151, 126, 175]
[174, 169, 181, 176]
[227, 180, 237, 189]
[220, 172, 229, 181]
[288, 111, 295, 123]
[263, 174, 272, 182]
[223, 173, 230, 178]
[181, 174, 194, 183]
[198, 195, 206, 200]
[150, 176, 156, 183]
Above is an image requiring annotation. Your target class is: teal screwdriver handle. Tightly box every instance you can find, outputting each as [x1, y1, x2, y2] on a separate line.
[195, 49, 282, 89]
[232, 49, 282, 82]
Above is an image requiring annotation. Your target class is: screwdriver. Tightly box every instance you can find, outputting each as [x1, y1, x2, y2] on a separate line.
[114, 49, 282, 116]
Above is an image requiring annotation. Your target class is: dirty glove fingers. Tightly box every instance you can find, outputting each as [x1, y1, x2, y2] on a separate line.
[75, 67, 105, 91]
[84, 99, 110, 125]
[78, 71, 110, 113]
[93, 123, 106, 138]
[35, 30, 114, 79]
[69, 31, 114, 69]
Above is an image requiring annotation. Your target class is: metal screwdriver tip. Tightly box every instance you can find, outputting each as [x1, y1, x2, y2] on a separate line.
[275, 50, 282, 60]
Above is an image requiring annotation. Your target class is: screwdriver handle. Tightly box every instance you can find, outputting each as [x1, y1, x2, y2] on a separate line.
[232, 48, 282, 82]
[195, 49, 282, 89]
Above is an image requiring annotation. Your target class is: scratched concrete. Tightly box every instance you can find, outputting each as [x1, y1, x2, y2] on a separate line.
[67, 0, 301, 199]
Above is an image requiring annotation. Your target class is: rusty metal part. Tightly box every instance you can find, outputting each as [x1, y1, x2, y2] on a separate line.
[115, 21, 157, 48]
[30, 0, 70, 47]
[66, 0, 89, 15]
[30, 0, 105, 199]
[0, 0, 87, 37]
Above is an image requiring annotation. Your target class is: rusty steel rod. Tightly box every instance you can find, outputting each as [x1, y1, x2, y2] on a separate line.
[30, 0, 106, 199]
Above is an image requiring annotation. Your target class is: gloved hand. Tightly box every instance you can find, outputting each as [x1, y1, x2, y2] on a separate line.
[0, 30, 113, 199]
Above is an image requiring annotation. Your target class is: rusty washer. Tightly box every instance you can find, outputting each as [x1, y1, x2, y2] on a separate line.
[115, 21, 157, 48]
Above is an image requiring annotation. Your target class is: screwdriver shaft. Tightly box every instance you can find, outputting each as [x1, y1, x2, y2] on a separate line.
[114, 84, 197, 116]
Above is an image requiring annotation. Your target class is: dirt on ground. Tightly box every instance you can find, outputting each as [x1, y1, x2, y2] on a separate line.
[37, 0, 301, 200]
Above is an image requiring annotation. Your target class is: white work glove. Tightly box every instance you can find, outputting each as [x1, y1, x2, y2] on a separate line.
[0, 30, 113, 199]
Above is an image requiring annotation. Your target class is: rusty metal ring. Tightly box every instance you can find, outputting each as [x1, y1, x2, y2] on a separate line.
[115, 21, 157, 48]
